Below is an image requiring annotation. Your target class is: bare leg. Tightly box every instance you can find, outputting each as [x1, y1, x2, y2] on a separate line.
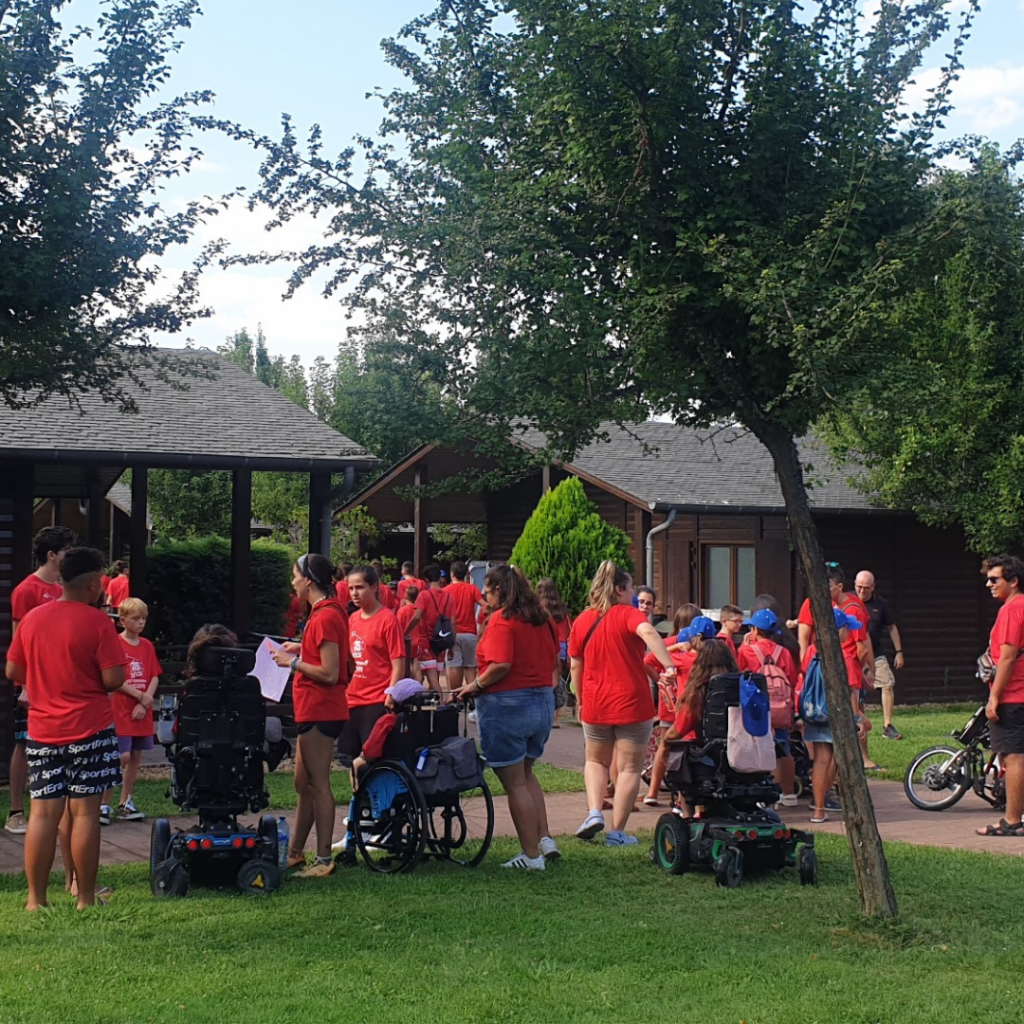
[68, 794, 103, 909]
[645, 742, 669, 802]
[611, 738, 647, 833]
[583, 738, 614, 813]
[463, 665, 478, 686]
[424, 666, 440, 693]
[294, 728, 337, 861]
[9, 741, 27, 816]
[448, 665, 464, 692]
[121, 750, 142, 804]
[24, 797, 64, 911]
[60, 804, 76, 895]
[881, 687, 896, 729]
[1003, 752, 1024, 825]
[289, 735, 315, 856]
[773, 754, 796, 798]
[523, 758, 550, 839]
[811, 743, 835, 818]
[493, 761, 540, 858]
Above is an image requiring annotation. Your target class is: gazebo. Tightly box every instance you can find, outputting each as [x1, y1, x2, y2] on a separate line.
[0, 348, 378, 772]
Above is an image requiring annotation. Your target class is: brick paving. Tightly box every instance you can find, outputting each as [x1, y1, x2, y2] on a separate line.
[3, 720, 1022, 877]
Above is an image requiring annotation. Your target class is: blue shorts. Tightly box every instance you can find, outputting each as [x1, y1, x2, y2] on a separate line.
[117, 734, 155, 756]
[475, 687, 554, 768]
[802, 721, 833, 744]
[774, 728, 791, 756]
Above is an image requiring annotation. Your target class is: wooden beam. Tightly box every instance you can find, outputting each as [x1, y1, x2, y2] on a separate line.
[86, 468, 104, 548]
[413, 462, 429, 573]
[129, 468, 148, 600]
[231, 469, 252, 638]
[308, 472, 332, 556]
[11, 464, 34, 584]
[541, 463, 551, 494]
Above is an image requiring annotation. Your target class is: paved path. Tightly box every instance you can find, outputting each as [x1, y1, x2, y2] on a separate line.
[3, 720, 1021, 876]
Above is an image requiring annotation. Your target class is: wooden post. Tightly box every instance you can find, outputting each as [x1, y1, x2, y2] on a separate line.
[308, 472, 332, 556]
[413, 462, 429, 574]
[231, 469, 252, 639]
[129, 467, 148, 600]
[541, 463, 551, 494]
[86, 468, 104, 549]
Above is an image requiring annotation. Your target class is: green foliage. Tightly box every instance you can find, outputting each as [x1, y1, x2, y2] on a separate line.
[218, 326, 309, 409]
[332, 505, 389, 565]
[511, 478, 632, 613]
[0, 0, 230, 410]
[431, 522, 488, 563]
[148, 470, 232, 540]
[145, 537, 294, 644]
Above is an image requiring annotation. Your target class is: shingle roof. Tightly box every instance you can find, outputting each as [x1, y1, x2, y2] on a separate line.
[0, 348, 375, 469]
[518, 422, 880, 513]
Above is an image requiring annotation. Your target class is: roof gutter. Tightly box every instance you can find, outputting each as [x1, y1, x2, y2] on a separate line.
[647, 502, 904, 517]
[0, 450, 380, 473]
[645, 509, 677, 588]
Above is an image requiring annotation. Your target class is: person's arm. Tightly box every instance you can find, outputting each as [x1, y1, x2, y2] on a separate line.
[888, 623, 904, 670]
[455, 661, 511, 700]
[851, 687, 867, 737]
[408, 608, 424, 630]
[5, 660, 25, 684]
[290, 641, 341, 686]
[856, 637, 875, 687]
[987, 643, 1019, 719]
[101, 665, 125, 693]
[570, 655, 584, 717]
[389, 657, 404, 687]
[636, 621, 675, 671]
[798, 622, 812, 665]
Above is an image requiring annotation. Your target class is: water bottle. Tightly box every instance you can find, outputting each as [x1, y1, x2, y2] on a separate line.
[277, 816, 289, 870]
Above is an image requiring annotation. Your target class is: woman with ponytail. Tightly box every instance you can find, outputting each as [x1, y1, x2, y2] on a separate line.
[272, 553, 349, 878]
[569, 561, 676, 846]
[452, 565, 560, 870]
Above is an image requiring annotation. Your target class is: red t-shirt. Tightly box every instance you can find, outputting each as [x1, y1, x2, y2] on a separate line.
[10, 574, 63, 623]
[798, 595, 867, 689]
[716, 630, 737, 655]
[644, 647, 696, 721]
[737, 637, 799, 688]
[107, 574, 130, 608]
[672, 703, 700, 742]
[7, 601, 126, 745]
[336, 579, 352, 608]
[293, 598, 350, 723]
[397, 577, 427, 602]
[377, 583, 398, 610]
[348, 607, 404, 706]
[112, 635, 163, 737]
[568, 603, 654, 726]
[414, 587, 455, 641]
[397, 604, 428, 656]
[990, 596, 1024, 703]
[446, 581, 484, 634]
[283, 595, 303, 638]
[477, 614, 558, 694]
[552, 616, 572, 646]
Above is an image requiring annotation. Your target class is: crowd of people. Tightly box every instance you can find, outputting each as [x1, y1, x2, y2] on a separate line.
[7, 523, 1024, 908]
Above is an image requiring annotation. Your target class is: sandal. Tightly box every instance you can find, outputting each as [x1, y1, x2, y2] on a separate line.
[976, 818, 1024, 837]
[643, 797, 660, 807]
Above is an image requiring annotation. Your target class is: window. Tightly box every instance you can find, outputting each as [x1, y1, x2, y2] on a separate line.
[703, 545, 756, 610]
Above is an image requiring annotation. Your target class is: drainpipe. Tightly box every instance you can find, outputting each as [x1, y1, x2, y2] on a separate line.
[645, 509, 677, 588]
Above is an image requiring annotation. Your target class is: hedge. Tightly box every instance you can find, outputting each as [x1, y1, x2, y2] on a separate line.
[145, 537, 295, 645]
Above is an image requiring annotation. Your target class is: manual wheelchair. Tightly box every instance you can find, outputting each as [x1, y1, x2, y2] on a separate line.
[650, 671, 817, 888]
[150, 646, 290, 897]
[342, 694, 495, 874]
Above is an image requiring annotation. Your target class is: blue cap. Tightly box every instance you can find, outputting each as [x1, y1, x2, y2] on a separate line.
[740, 676, 771, 737]
[833, 606, 862, 632]
[743, 608, 779, 633]
[677, 615, 717, 644]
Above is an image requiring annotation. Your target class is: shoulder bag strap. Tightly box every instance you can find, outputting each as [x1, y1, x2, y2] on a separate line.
[580, 611, 605, 653]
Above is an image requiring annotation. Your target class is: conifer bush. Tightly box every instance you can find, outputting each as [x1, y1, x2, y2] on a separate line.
[511, 478, 633, 613]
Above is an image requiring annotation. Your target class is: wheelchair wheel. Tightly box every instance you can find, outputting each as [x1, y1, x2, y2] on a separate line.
[652, 814, 690, 875]
[428, 780, 495, 867]
[237, 858, 281, 895]
[152, 857, 190, 898]
[150, 818, 172, 880]
[354, 762, 427, 874]
[714, 847, 743, 888]
[904, 746, 970, 811]
[798, 845, 818, 886]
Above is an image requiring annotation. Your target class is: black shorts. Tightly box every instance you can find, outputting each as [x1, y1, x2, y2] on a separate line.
[296, 720, 346, 740]
[13, 689, 28, 742]
[990, 703, 1024, 755]
[337, 704, 387, 760]
[27, 726, 121, 800]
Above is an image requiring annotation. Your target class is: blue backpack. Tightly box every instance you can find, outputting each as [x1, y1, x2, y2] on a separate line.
[799, 655, 829, 724]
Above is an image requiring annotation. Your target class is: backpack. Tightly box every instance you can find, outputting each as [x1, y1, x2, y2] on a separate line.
[751, 642, 794, 730]
[799, 654, 829, 724]
[428, 591, 456, 655]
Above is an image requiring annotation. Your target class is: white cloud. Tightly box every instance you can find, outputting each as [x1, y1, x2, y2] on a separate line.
[904, 63, 1024, 134]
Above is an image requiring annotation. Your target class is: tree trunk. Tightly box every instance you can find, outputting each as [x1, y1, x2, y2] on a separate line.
[753, 421, 898, 918]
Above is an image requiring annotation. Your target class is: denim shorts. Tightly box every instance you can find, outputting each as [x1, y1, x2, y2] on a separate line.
[801, 721, 833, 744]
[774, 728, 791, 757]
[475, 686, 554, 768]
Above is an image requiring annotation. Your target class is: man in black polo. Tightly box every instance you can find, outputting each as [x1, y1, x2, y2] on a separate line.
[855, 570, 905, 740]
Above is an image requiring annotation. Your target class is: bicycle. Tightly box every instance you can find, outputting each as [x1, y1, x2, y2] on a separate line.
[904, 704, 1006, 812]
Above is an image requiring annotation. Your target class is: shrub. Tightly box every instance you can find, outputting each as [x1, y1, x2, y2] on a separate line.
[145, 537, 295, 644]
[510, 477, 634, 613]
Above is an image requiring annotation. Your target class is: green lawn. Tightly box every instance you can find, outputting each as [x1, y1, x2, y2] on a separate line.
[1, 834, 1022, 1023]
[861, 702, 979, 783]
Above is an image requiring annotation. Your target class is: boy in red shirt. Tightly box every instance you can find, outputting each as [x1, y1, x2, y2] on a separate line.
[6, 526, 75, 836]
[5, 547, 126, 911]
[100, 597, 162, 824]
[396, 585, 429, 682]
[445, 560, 485, 692]
[409, 564, 455, 692]
[716, 604, 744, 654]
[396, 561, 427, 602]
[105, 560, 130, 611]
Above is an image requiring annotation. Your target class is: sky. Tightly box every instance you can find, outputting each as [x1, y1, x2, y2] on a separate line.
[65, 0, 1024, 368]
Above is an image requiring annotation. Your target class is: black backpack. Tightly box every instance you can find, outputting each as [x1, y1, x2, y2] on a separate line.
[428, 591, 456, 655]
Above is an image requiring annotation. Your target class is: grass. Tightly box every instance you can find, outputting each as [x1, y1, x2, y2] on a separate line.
[1, 833, 1023, 1023]
[861, 702, 979, 783]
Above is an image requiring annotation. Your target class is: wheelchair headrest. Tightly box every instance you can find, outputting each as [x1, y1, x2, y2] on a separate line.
[192, 646, 256, 678]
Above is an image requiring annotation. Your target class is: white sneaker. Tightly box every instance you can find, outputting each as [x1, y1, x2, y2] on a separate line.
[575, 810, 605, 841]
[4, 812, 27, 835]
[539, 836, 561, 862]
[99, 805, 113, 826]
[777, 794, 798, 808]
[502, 852, 545, 870]
[467, 710, 478, 724]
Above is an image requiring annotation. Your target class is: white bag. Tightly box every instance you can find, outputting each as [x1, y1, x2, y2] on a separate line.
[727, 706, 776, 773]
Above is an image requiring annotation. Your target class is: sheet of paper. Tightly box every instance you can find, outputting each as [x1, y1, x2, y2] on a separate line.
[253, 637, 291, 703]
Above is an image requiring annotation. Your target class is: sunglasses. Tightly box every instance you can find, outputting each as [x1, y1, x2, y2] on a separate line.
[986, 576, 1005, 585]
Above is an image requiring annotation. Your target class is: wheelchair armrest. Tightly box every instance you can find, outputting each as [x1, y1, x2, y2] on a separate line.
[689, 737, 726, 760]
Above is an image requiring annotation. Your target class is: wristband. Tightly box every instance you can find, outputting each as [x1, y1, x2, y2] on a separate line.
[290, 656, 299, 671]
[895, 650, 903, 655]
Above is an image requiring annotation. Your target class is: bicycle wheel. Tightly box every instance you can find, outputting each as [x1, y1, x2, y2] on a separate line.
[904, 745, 971, 811]
[354, 762, 428, 874]
[428, 780, 495, 867]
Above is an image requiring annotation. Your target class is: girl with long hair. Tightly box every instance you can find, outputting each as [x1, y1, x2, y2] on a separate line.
[535, 577, 572, 727]
[568, 561, 675, 846]
[272, 553, 349, 878]
[452, 564, 561, 869]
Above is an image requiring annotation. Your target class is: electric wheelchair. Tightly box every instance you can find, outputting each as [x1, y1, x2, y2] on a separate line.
[150, 646, 290, 897]
[651, 671, 817, 888]
[342, 693, 495, 874]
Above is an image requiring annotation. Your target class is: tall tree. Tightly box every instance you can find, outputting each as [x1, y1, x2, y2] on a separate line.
[0, 0, 229, 410]
[226, 0, 986, 916]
